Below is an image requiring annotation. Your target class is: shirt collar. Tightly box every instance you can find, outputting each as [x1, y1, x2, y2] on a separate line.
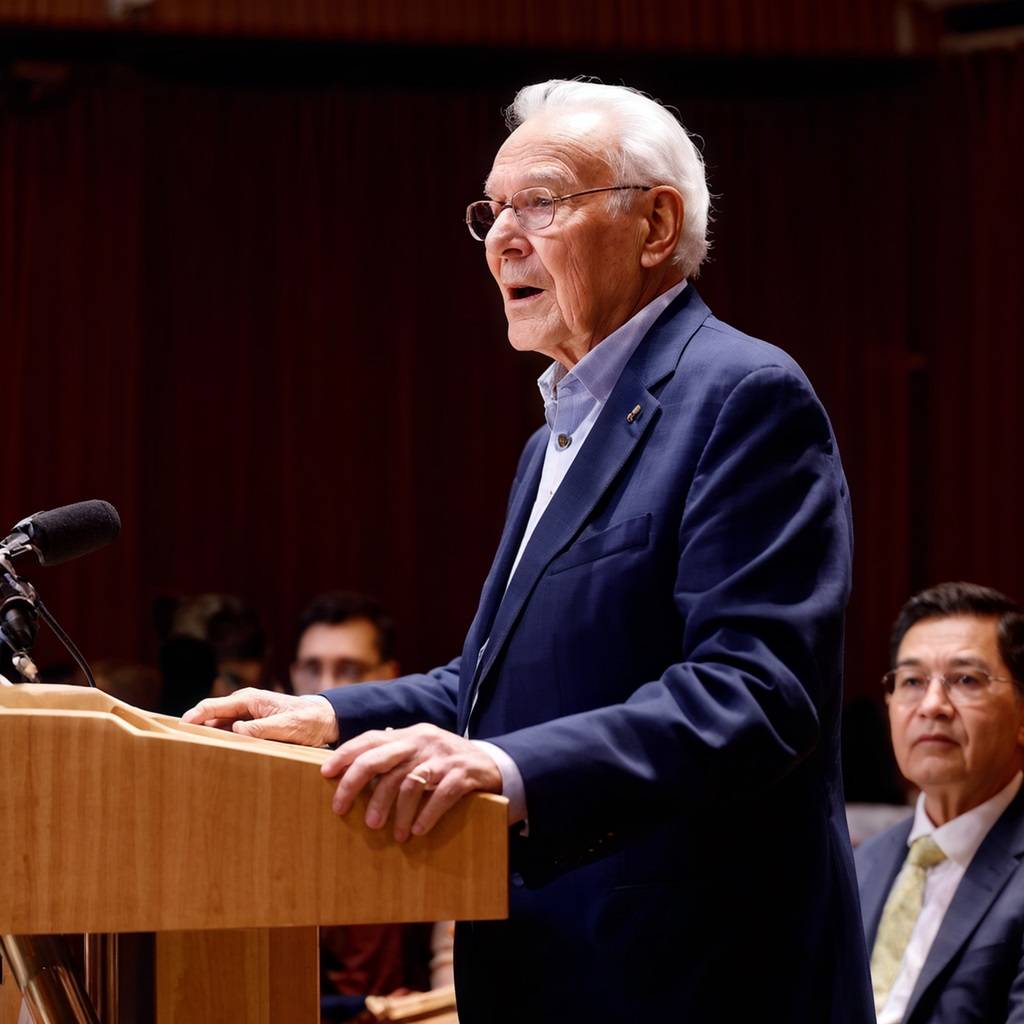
[536, 279, 688, 417]
[908, 771, 1023, 867]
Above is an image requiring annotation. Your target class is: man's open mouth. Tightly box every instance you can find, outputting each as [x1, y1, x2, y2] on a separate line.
[510, 287, 543, 300]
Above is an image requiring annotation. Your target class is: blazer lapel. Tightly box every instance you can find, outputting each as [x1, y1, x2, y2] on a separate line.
[473, 363, 660, 687]
[904, 788, 1024, 1022]
[464, 285, 710, 732]
[456, 433, 546, 719]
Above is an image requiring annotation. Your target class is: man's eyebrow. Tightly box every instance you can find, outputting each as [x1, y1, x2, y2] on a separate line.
[948, 655, 992, 669]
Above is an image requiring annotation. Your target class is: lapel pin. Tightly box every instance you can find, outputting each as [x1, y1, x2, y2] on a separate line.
[626, 404, 642, 424]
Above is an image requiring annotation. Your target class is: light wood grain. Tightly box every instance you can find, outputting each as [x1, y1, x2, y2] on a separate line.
[0, 967, 21, 1024]
[0, 685, 508, 934]
[155, 926, 316, 1024]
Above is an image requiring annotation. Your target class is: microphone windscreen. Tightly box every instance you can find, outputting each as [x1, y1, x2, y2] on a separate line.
[29, 500, 122, 566]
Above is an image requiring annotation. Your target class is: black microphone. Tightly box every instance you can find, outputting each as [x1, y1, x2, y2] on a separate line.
[1, 500, 121, 567]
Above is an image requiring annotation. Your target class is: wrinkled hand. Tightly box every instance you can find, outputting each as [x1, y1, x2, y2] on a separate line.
[324, 724, 502, 842]
[181, 688, 339, 747]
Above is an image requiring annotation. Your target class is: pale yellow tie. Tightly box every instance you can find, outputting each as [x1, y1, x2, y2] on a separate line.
[870, 835, 948, 1013]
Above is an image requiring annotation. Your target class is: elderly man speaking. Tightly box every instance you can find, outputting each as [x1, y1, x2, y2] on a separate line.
[185, 80, 872, 1022]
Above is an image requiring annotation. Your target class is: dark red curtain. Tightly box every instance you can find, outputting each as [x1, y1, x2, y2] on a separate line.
[0, 72, 144, 665]
[1, 42, 1022, 698]
[919, 51, 1024, 593]
[0, 0, 910, 55]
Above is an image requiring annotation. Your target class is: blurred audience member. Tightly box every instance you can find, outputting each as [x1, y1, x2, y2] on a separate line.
[291, 592, 447, 1024]
[856, 582, 1024, 1023]
[206, 599, 272, 694]
[291, 591, 399, 695]
[157, 593, 280, 698]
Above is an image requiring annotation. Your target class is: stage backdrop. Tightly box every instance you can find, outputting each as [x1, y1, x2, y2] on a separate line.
[0, 37, 1021, 699]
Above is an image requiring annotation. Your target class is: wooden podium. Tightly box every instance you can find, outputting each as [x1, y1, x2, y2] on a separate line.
[0, 685, 508, 1022]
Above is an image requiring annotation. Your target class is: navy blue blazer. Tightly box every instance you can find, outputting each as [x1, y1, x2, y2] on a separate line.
[856, 787, 1024, 1024]
[325, 286, 873, 1023]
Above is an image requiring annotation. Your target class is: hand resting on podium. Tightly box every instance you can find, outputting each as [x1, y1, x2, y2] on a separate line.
[183, 688, 502, 842]
[183, 687, 340, 745]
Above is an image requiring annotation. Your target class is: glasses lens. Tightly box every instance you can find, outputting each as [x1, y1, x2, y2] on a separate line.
[466, 201, 497, 241]
[887, 670, 929, 703]
[512, 187, 556, 231]
[943, 671, 990, 703]
[887, 668, 992, 705]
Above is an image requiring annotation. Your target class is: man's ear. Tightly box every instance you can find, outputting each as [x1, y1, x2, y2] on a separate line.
[640, 186, 685, 269]
[1012, 685, 1024, 747]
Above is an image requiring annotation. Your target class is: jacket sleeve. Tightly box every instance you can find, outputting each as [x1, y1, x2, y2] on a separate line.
[1005, 936, 1024, 1023]
[321, 657, 461, 740]
[489, 364, 852, 865]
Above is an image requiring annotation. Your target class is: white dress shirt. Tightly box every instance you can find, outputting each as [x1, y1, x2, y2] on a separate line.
[473, 280, 689, 825]
[877, 771, 1023, 1023]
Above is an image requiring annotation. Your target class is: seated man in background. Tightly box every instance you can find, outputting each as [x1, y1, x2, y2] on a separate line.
[291, 591, 400, 695]
[292, 592, 448, 1023]
[856, 582, 1024, 1024]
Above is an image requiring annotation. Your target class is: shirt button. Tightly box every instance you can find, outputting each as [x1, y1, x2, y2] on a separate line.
[557, 433, 571, 449]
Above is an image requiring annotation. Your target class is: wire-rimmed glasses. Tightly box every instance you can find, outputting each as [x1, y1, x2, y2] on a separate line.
[465, 184, 652, 241]
[882, 667, 1019, 706]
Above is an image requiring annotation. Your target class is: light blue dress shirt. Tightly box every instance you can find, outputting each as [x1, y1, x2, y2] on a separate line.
[474, 279, 689, 824]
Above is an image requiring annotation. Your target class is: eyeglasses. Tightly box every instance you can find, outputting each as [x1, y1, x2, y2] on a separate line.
[882, 667, 1019, 706]
[465, 184, 652, 241]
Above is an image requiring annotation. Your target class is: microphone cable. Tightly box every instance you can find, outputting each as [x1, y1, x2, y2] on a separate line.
[34, 596, 97, 689]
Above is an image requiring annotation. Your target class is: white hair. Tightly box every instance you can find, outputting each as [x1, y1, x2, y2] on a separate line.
[506, 79, 711, 277]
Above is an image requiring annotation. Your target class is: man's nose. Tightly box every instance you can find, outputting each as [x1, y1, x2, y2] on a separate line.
[485, 207, 530, 257]
[918, 676, 954, 715]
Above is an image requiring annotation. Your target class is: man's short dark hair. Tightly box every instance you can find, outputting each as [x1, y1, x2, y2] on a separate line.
[890, 581, 1024, 685]
[296, 591, 396, 663]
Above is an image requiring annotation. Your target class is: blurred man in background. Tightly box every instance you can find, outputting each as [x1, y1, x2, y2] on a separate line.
[291, 591, 399, 695]
[857, 582, 1024, 1023]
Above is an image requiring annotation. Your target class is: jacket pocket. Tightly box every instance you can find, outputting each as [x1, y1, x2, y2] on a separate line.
[547, 513, 652, 576]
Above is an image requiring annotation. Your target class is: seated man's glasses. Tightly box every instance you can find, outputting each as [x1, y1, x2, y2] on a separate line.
[882, 667, 1019, 706]
[465, 184, 651, 241]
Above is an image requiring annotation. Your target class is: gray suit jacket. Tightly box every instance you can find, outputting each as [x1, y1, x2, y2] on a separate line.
[856, 786, 1024, 1023]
